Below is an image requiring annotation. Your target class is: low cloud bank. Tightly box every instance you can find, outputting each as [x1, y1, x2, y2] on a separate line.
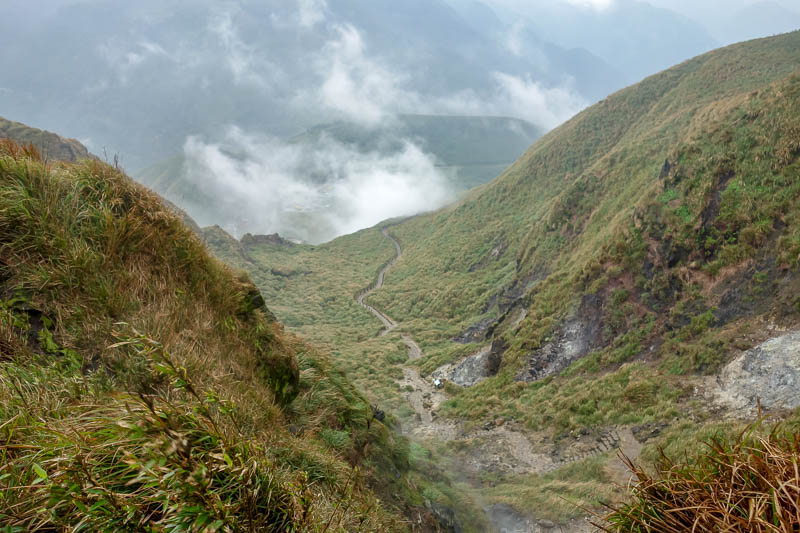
[182, 127, 454, 243]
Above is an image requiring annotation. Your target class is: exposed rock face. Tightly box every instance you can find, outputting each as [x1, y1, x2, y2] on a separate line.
[431, 340, 505, 388]
[234, 276, 277, 323]
[516, 294, 603, 382]
[449, 344, 500, 387]
[426, 501, 462, 533]
[716, 331, 800, 413]
[486, 504, 535, 533]
[452, 316, 494, 344]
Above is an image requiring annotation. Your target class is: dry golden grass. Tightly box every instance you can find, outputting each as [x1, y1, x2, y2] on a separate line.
[0, 140, 411, 531]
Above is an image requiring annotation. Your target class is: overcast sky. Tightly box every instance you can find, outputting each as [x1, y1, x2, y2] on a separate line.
[481, 0, 800, 38]
[489, 0, 797, 14]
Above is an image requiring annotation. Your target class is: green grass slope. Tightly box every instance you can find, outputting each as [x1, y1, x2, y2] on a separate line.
[209, 32, 800, 523]
[368, 31, 800, 386]
[0, 139, 437, 531]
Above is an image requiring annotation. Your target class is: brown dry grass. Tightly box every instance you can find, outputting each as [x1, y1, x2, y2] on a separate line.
[602, 424, 800, 532]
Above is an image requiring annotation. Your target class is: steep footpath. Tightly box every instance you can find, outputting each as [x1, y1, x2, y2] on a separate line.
[365, 31, 800, 428]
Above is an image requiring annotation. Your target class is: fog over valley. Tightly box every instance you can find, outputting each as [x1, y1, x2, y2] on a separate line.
[1, 0, 797, 241]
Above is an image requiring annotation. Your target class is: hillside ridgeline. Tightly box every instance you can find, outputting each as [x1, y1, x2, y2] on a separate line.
[0, 139, 444, 531]
[0, 116, 93, 162]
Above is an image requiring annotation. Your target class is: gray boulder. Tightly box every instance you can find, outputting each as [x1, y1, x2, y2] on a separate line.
[717, 331, 800, 413]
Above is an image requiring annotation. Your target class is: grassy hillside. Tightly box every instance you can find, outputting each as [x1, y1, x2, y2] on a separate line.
[0, 116, 92, 162]
[0, 140, 448, 531]
[209, 32, 800, 527]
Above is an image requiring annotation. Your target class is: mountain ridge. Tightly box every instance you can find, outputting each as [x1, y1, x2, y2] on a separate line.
[0, 116, 93, 162]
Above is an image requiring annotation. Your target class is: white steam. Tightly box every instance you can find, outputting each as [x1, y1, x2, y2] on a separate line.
[182, 127, 454, 243]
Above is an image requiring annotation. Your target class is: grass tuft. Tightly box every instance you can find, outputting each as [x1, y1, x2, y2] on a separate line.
[603, 423, 800, 532]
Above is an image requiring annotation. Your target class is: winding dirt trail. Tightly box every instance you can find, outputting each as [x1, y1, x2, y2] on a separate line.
[356, 228, 424, 358]
[355, 227, 634, 532]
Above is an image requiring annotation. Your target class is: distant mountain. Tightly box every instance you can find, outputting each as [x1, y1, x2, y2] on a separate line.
[461, 0, 719, 84]
[644, 0, 800, 44]
[0, 116, 93, 162]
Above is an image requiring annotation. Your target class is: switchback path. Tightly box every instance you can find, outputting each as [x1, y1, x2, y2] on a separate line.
[356, 227, 423, 356]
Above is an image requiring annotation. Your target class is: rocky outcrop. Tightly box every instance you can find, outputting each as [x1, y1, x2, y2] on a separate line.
[452, 316, 494, 344]
[233, 274, 277, 323]
[426, 501, 462, 533]
[448, 344, 501, 387]
[486, 504, 535, 533]
[516, 294, 604, 382]
[716, 331, 800, 413]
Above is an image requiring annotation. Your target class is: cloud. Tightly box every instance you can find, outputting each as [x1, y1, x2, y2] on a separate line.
[297, 0, 327, 27]
[505, 22, 525, 56]
[563, 0, 615, 10]
[486, 0, 615, 12]
[182, 127, 453, 243]
[299, 24, 585, 131]
[209, 11, 281, 87]
[97, 39, 173, 85]
[489, 72, 586, 128]
[413, 73, 585, 130]
[296, 24, 411, 126]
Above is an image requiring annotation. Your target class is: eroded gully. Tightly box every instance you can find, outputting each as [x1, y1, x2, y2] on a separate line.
[356, 227, 637, 532]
